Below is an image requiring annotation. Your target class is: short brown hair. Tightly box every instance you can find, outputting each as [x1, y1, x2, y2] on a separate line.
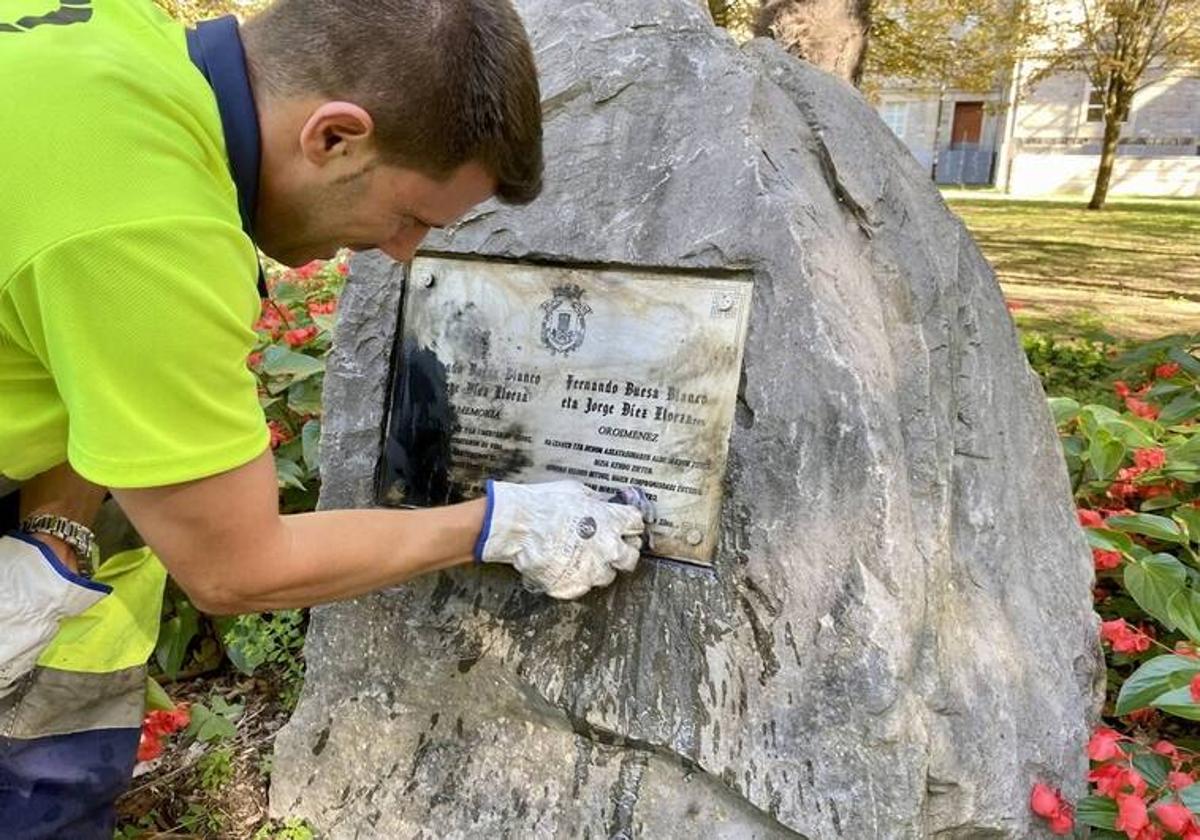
[242, 0, 543, 204]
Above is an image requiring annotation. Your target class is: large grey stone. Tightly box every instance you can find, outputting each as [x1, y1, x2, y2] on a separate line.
[271, 1, 1103, 836]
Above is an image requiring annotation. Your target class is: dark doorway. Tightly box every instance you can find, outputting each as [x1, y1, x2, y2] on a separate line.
[951, 101, 984, 147]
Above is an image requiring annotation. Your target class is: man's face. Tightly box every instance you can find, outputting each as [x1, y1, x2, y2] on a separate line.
[256, 156, 497, 268]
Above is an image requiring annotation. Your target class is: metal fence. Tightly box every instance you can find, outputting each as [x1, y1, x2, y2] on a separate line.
[935, 145, 997, 185]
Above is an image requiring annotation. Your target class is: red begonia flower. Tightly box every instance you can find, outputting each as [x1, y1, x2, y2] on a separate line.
[1134, 825, 1164, 840]
[1133, 448, 1166, 470]
[1169, 771, 1195, 791]
[1088, 727, 1125, 761]
[1115, 793, 1149, 835]
[1093, 548, 1123, 571]
[1155, 363, 1181, 379]
[1089, 762, 1125, 797]
[1078, 509, 1106, 528]
[269, 421, 292, 449]
[295, 260, 322, 279]
[1125, 397, 1159, 420]
[137, 730, 163, 762]
[1048, 806, 1074, 835]
[284, 326, 318, 347]
[1153, 801, 1195, 835]
[1030, 783, 1061, 818]
[1152, 740, 1179, 760]
[1190, 673, 1200, 703]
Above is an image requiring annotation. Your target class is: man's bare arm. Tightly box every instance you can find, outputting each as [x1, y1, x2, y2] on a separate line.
[112, 449, 484, 615]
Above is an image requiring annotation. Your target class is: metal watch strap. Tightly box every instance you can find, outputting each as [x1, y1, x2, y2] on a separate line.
[19, 513, 97, 578]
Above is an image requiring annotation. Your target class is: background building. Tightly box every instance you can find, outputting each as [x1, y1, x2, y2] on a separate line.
[875, 63, 1200, 197]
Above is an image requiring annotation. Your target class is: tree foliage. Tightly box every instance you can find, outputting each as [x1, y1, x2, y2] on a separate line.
[152, 0, 267, 24]
[865, 0, 1036, 92]
[1027, 0, 1200, 209]
[708, 0, 759, 39]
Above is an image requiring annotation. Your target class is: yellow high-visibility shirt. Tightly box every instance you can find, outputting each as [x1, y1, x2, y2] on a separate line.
[0, 0, 268, 487]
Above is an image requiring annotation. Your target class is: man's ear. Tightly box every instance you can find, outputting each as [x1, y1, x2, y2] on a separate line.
[297, 102, 375, 167]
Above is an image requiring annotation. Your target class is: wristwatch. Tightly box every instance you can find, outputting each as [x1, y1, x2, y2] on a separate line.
[19, 513, 97, 578]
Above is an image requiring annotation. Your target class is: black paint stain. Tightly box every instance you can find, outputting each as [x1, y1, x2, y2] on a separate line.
[382, 340, 458, 506]
[380, 339, 535, 507]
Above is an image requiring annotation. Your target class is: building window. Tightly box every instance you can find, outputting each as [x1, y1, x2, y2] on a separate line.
[881, 101, 909, 140]
[1087, 84, 1131, 123]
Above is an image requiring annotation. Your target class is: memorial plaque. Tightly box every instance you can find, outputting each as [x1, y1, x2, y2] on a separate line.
[378, 256, 752, 566]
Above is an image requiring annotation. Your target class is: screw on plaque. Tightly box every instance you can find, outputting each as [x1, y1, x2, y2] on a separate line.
[577, 516, 598, 539]
[718, 293, 735, 312]
[686, 528, 704, 546]
[422, 273, 436, 288]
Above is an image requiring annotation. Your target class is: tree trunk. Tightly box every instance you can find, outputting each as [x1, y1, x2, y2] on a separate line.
[754, 0, 871, 86]
[1088, 94, 1125, 210]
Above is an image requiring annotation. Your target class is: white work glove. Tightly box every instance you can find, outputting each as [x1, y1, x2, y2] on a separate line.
[0, 533, 110, 698]
[474, 480, 655, 600]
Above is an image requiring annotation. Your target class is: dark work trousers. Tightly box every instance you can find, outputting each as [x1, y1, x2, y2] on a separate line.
[0, 487, 141, 840]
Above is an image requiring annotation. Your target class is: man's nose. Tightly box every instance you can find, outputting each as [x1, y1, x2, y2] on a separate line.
[379, 224, 431, 264]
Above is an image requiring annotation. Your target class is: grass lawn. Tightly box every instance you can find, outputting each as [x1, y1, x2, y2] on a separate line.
[944, 192, 1200, 341]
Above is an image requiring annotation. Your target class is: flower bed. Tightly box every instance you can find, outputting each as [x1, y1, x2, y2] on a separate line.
[1033, 334, 1200, 838]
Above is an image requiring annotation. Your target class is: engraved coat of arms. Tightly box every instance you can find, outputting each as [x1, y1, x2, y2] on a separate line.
[540, 284, 592, 355]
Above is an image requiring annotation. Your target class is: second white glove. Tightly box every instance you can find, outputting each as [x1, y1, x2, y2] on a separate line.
[0, 532, 111, 698]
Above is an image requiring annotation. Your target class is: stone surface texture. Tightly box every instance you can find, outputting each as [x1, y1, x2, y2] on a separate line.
[271, 2, 1103, 837]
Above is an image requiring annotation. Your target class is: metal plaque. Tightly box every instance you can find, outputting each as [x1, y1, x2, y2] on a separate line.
[379, 256, 752, 566]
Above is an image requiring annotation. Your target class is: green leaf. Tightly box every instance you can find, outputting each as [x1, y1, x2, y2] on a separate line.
[1075, 795, 1118, 830]
[223, 615, 269, 676]
[1101, 418, 1157, 449]
[1176, 507, 1200, 544]
[262, 346, 324, 382]
[1158, 392, 1200, 426]
[1088, 432, 1126, 481]
[1167, 347, 1200, 377]
[1049, 397, 1081, 425]
[287, 377, 324, 415]
[1115, 654, 1200, 715]
[270, 283, 306, 306]
[1124, 554, 1189, 629]
[1148, 382, 1184, 400]
[1173, 434, 1200, 462]
[1167, 588, 1200, 644]
[301, 420, 321, 473]
[1140, 495, 1181, 512]
[276, 458, 306, 491]
[1087, 528, 1135, 555]
[311, 313, 337, 334]
[1179, 782, 1200, 813]
[1150, 685, 1200, 721]
[1132, 751, 1172, 789]
[185, 702, 237, 744]
[155, 598, 200, 679]
[209, 695, 244, 719]
[145, 676, 175, 712]
[1081, 405, 1123, 437]
[1107, 513, 1188, 544]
